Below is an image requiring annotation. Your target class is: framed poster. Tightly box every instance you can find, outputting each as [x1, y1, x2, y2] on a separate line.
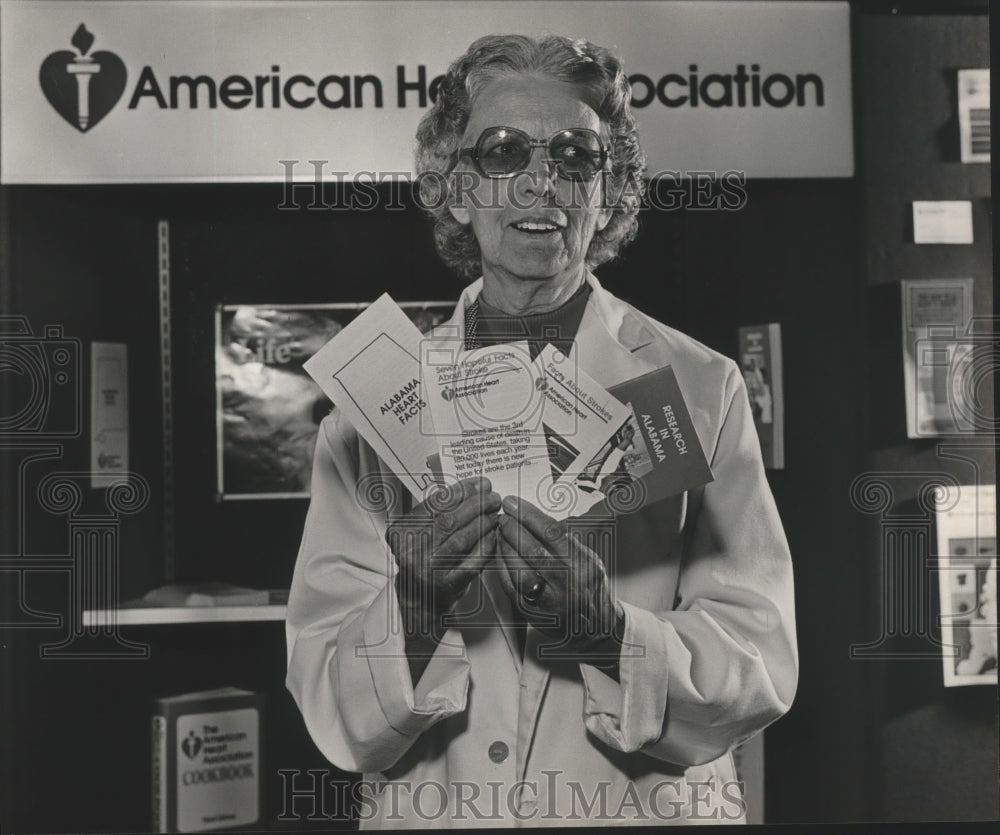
[900, 278, 975, 438]
[957, 68, 990, 164]
[936, 484, 997, 687]
[215, 301, 454, 498]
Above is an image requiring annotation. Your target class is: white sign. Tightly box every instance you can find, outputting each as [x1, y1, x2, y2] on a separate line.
[1, 0, 853, 183]
[90, 341, 128, 488]
[958, 68, 990, 164]
[913, 201, 974, 245]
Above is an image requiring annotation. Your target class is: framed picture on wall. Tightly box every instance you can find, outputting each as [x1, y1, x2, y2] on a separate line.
[900, 278, 975, 438]
[215, 301, 454, 499]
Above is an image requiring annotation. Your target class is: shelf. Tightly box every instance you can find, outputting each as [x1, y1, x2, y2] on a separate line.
[82, 589, 289, 626]
[83, 604, 287, 626]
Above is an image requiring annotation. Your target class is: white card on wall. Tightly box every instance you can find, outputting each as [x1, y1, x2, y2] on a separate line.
[912, 201, 974, 244]
[91, 342, 128, 487]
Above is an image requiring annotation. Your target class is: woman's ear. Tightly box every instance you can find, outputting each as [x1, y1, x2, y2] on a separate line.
[444, 167, 472, 225]
[449, 203, 471, 225]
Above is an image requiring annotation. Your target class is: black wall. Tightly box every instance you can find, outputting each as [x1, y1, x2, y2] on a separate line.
[857, 11, 996, 822]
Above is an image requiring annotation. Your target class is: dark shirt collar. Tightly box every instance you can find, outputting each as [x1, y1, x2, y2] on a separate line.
[466, 281, 592, 360]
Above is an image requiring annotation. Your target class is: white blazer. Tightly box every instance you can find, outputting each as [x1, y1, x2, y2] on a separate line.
[286, 273, 798, 827]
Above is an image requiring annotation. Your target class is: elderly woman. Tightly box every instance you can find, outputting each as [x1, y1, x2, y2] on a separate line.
[286, 33, 797, 827]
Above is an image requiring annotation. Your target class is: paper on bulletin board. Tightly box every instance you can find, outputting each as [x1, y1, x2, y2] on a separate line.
[912, 201, 973, 244]
[958, 69, 990, 164]
[900, 278, 974, 438]
[936, 484, 997, 687]
[90, 342, 128, 488]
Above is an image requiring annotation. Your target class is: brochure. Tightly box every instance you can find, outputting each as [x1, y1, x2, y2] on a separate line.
[569, 365, 715, 517]
[304, 296, 713, 519]
[533, 343, 635, 508]
[303, 293, 443, 499]
[423, 340, 550, 502]
[422, 341, 634, 517]
[91, 341, 129, 487]
[738, 323, 784, 469]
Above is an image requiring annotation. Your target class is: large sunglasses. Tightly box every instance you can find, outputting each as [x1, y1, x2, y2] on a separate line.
[458, 126, 608, 181]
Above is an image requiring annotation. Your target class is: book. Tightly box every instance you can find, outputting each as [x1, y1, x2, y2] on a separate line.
[738, 324, 784, 469]
[570, 364, 715, 517]
[141, 583, 270, 607]
[152, 687, 264, 833]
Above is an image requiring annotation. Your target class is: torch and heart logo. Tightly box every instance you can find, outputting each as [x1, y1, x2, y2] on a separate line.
[181, 730, 203, 760]
[39, 24, 126, 132]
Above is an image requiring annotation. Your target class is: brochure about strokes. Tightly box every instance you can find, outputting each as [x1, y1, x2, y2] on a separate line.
[422, 340, 634, 517]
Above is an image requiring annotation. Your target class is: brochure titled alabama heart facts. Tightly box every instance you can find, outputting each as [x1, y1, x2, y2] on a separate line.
[303, 293, 440, 499]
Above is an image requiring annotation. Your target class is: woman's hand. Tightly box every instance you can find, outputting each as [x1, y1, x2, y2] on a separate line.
[496, 496, 624, 670]
[387, 477, 501, 662]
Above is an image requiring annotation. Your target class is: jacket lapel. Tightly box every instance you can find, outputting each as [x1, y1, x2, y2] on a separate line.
[569, 273, 659, 388]
[516, 626, 551, 780]
[479, 565, 522, 675]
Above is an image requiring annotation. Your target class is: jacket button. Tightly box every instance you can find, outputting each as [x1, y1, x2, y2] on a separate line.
[488, 741, 509, 763]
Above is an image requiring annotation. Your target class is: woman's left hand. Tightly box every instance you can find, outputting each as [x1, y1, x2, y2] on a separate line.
[496, 496, 622, 662]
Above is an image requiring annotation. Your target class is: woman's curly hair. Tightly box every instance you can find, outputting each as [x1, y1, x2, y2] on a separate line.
[414, 34, 647, 280]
